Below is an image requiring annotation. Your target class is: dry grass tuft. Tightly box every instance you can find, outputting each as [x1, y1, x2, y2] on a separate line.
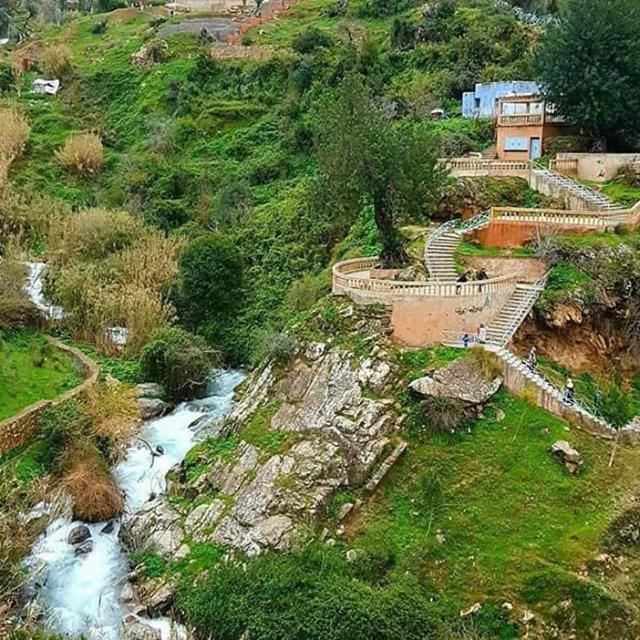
[0, 109, 30, 188]
[41, 44, 73, 77]
[55, 132, 104, 175]
[468, 346, 503, 379]
[62, 452, 124, 522]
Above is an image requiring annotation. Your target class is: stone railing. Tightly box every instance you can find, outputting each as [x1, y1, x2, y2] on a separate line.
[497, 113, 543, 126]
[0, 337, 100, 454]
[489, 203, 640, 230]
[332, 256, 518, 302]
[444, 158, 532, 179]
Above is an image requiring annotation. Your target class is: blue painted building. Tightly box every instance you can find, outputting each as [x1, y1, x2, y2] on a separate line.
[462, 81, 540, 118]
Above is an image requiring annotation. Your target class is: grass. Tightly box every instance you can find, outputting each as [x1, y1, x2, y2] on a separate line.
[457, 239, 536, 258]
[0, 330, 83, 421]
[348, 389, 640, 605]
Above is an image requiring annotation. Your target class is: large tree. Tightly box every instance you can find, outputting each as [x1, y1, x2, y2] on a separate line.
[536, 0, 640, 149]
[312, 72, 445, 266]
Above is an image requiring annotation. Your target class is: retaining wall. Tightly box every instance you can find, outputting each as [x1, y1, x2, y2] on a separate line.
[0, 338, 100, 455]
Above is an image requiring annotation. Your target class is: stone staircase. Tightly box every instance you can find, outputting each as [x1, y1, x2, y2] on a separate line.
[425, 212, 491, 281]
[532, 167, 622, 212]
[491, 346, 613, 434]
[486, 277, 547, 346]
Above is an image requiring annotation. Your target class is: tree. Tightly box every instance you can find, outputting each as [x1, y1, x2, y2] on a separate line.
[600, 383, 633, 467]
[536, 0, 640, 149]
[312, 72, 445, 266]
[177, 233, 243, 328]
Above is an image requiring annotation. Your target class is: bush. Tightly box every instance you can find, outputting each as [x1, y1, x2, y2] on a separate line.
[419, 395, 466, 433]
[91, 19, 108, 34]
[139, 327, 217, 401]
[285, 272, 329, 312]
[55, 132, 104, 175]
[544, 135, 590, 157]
[291, 27, 333, 54]
[0, 258, 40, 330]
[0, 108, 30, 161]
[46, 207, 142, 263]
[258, 331, 296, 364]
[41, 44, 73, 78]
[176, 234, 243, 328]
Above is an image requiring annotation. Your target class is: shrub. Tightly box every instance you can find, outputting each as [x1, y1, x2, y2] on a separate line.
[139, 327, 217, 401]
[0, 257, 40, 330]
[285, 272, 329, 312]
[468, 347, 502, 379]
[420, 395, 466, 433]
[259, 331, 296, 364]
[55, 132, 104, 175]
[176, 234, 243, 328]
[41, 44, 73, 78]
[0, 108, 30, 161]
[91, 19, 108, 34]
[46, 207, 142, 263]
[291, 27, 333, 54]
[0, 62, 14, 92]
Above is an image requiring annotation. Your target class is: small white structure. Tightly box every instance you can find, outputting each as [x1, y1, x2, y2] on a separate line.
[32, 78, 61, 95]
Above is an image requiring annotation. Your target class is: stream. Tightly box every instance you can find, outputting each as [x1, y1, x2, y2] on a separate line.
[20, 261, 246, 639]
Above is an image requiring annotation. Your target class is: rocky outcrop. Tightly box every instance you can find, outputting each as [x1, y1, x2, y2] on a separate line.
[409, 355, 502, 406]
[550, 440, 583, 474]
[123, 323, 401, 559]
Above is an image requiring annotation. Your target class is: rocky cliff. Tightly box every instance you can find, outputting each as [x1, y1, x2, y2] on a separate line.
[121, 304, 405, 568]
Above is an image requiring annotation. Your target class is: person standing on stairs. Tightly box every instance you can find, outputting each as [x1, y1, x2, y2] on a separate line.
[477, 323, 487, 345]
[594, 389, 603, 416]
[527, 346, 537, 372]
[476, 267, 488, 292]
[456, 271, 469, 295]
[564, 378, 575, 405]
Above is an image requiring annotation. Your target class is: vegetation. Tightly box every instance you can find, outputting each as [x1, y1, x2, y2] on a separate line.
[536, 0, 640, 149]
[55, 132, 104, 175]
[139, 326, 217, 401]
[0, 330, 82, 421]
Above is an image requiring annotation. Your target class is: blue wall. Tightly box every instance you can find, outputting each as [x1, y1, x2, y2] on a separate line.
[462, 81, 540, 118]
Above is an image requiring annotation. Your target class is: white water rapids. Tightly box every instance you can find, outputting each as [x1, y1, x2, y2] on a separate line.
[19, 259, 246, 639]
[23, 370, 245, 640]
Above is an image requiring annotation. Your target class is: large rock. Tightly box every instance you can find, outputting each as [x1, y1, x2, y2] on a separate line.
[120, 499, 183, 558]
[123, 621, 162, 640]
[178, 343, 398, 555]
[409, 356, 502, 406]
[550, 440, 583, 474]
[135, 383, 165, 399]
[67, 524, 91, 545]
[139, 398, 170, 421]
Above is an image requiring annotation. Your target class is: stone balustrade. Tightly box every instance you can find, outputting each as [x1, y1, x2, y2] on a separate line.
[444, 158, 532, 179]
[549, 157, 578, 176]
[332, 256, 518, 304]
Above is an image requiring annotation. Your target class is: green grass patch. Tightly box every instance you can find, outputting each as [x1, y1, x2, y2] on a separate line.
[350, 389, 640, 605]
[0, 330, 83, 421]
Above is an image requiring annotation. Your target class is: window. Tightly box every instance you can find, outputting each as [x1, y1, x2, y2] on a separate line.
[504, 137, 528, 151]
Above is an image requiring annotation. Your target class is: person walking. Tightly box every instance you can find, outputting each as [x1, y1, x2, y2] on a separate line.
[477, 323, 487, 345]
[462, 333, 471, 348]
[594, 389, 603, 416]
[564, 378, 575, 405]
[527, 346, 537, 372]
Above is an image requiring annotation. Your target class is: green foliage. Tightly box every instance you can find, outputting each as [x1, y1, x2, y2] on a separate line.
[536, 0, 640, 148]
[358, 0, 416, 18]
[291, 27, 333, 53]
[176, 233, 244, 330]
[177, 543, 443, 640]
[40, 400, 87, 473]
[312, 71, 446, 265]
[600, 384, 633, 430]
[131, 549, 168, 578]
[419, 395, 467, 434]
[139, 327, 216, 401]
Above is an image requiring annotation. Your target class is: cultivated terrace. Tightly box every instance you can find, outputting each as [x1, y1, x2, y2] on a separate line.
[1, 0, 640, 639]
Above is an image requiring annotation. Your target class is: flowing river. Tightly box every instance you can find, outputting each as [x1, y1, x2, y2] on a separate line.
[20, 261, 245, 639]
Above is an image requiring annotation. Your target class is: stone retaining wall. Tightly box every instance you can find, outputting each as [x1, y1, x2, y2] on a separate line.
[0, 338, 100, 455]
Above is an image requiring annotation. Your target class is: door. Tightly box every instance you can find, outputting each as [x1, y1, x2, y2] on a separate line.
[529, 137, 541, 159]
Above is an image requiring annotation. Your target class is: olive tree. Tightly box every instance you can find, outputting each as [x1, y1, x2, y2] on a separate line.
[312, 72, 445, 266]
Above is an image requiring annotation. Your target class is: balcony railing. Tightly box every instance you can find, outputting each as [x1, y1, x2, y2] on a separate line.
[498, 114, 543, 126]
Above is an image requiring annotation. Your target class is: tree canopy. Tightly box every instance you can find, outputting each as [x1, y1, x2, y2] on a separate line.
[536, 0, 640, 149]
[312, 72, 445, 266]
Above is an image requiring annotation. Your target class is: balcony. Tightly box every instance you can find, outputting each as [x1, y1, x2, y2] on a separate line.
[497, 113, 543, 126]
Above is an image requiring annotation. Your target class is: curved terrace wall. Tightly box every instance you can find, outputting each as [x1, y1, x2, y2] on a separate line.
[0, 337, 100, 454]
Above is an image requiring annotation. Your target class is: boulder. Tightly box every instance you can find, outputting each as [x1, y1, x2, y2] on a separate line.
[139, 398, 170, 421]
[550, 440, 583, 474]
[409, 356, 502, 406]
[67, 524, 91, 545]
[74, 540, 94, 556]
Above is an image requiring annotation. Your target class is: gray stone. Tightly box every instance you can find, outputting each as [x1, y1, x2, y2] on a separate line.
[67, 524, 91, 545]
[120, 499, 183, 559]
[139, 398, 170, 420]
[409, 356, 502, 406]
[74, 540, 94, 556]
[346, 549, 358, 562]
[550, 440, 583, 474]
[123, 621, 162, 640]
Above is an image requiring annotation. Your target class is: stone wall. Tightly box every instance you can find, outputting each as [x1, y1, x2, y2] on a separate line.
[0, 338, 100, 454]
[557, 153, 640, 183]
[390, 285, 515, 346]
[473, 220, 591, 248]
